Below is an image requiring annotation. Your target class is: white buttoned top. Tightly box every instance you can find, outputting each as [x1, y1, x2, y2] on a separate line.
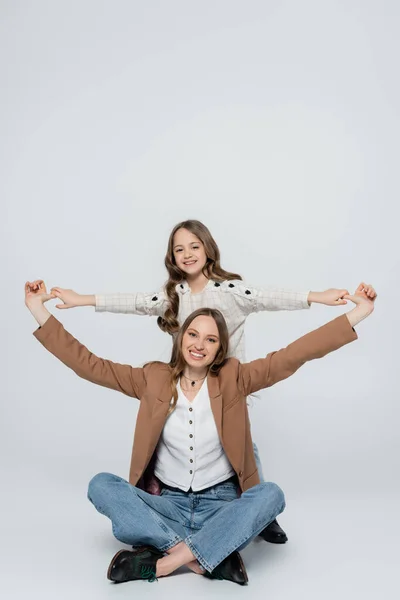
[96, 279, 310, 362]
[153, 380, 235, 492]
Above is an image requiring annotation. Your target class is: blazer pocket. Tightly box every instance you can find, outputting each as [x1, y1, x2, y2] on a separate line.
[152, 397, 170, 418]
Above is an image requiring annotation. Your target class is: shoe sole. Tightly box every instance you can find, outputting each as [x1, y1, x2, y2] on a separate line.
[259, 535, 288, 544]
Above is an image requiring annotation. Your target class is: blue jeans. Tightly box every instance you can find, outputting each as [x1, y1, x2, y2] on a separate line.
[87, 472, 285, 572]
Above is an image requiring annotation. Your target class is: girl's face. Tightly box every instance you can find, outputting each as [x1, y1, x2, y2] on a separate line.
[173, 228, 208, 278]
[181, 315, 220, 369]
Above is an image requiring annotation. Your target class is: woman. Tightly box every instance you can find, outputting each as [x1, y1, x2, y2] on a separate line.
[25, 279, 376, 585]
[39, 220, 353, 544]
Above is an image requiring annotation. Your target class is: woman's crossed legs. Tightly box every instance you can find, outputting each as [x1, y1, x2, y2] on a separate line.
[87, 472, 285, 576]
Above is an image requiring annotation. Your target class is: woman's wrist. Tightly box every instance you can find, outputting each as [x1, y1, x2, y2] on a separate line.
[346, 305, 374, 328]
[26, 300, 51, 327]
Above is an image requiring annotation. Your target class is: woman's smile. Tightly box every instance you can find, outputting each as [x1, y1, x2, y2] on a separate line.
[181, 316, 221, 368]
[188, 348, 206, 360]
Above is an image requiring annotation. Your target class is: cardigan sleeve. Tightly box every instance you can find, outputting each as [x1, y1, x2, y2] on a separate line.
[95, 289, 167, 317]
[237, 315, 358, 395]
[33, 316, 146, 399]
[226, 281, 310, 315]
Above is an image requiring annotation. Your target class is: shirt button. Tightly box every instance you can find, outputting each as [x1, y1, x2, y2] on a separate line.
[190, 459, 193, 463]
[189, 420, 193, 425]
[189, 434, 193, 438]
[239, 471, 243, 477]
[190, 446, 193, 450]
[190, 470, 193, 474]
[189, 407, 193, 412]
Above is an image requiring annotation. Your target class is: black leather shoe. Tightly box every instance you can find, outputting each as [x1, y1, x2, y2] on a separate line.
[258, 519, 288, 544]
[204, 551, 248, 585]
[107, 545, 164, 583]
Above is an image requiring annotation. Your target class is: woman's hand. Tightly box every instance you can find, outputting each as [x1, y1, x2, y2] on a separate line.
[308, 288, 350, 306]
[25, 280, 55, 306]
[344, 283, 377, 327]
[25, 280, 54, 326]
[50, 287, 95, 309]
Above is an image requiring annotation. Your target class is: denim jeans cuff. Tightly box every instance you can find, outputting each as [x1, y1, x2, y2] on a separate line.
[184, 536, 213, 573]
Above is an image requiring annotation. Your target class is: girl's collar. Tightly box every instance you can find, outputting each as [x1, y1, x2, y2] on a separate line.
[176, 279, 215, 295]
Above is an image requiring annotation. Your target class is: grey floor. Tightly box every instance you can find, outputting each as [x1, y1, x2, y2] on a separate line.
[1, 467, 398, 600]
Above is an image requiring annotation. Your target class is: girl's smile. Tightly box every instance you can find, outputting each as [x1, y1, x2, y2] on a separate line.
[173, 228, 207, 278]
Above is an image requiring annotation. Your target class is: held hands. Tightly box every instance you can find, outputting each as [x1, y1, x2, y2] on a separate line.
[25, 281, 95, 324]
[307, 282, 376, 327]
[309, 283, 377, 308]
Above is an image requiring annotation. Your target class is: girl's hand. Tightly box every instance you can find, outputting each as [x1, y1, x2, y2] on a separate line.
[50, 287, 81, 309]
[25, 280, 55, 307]
[308, 288, 350, 306]
[344, 283, 377, 327]
[50, 287, 95, 309]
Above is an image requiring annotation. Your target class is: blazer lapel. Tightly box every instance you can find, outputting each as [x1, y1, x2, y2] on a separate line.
[207, 374, 223, 440]
[147, 375, 173, 457]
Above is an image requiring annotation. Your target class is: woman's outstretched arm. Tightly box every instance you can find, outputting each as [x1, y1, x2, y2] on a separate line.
[25, 281, 147, 399]
[238, 283, 376, 396]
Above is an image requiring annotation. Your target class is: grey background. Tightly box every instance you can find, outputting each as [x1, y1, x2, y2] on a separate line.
[1, 1, 399, 598]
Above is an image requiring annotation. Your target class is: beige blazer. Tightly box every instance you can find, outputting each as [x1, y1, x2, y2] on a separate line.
[34, 315, 357, 492]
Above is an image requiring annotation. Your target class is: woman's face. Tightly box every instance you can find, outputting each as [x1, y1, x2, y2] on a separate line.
[181, 315, 220, 369]
[172, 228, 208, 278]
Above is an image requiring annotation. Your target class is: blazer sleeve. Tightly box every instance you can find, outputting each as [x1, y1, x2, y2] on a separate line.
[237, 315, 358, 395]
[95, 289, 167, 317]
[33, 315, 146, 399]
[228, 281, 310, 315]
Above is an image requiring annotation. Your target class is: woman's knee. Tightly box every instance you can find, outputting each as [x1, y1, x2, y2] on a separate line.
[87, 472, 118, 504]
[259, 481, 286, 509]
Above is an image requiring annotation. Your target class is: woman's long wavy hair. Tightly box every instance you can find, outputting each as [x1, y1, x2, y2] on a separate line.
[167, 307, 229, 416]
[157, 220, 242, 335]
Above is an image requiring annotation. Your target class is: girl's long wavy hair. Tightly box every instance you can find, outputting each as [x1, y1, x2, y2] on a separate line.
[167, 307, 229, 416]
[157, 220, 242, 335]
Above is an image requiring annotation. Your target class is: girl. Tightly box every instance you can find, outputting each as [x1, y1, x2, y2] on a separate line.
[25, 280, 376, 585]
[42, 220, 354, 543]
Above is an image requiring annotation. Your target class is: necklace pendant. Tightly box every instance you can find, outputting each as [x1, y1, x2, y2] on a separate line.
[191, 381, 195, 387]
